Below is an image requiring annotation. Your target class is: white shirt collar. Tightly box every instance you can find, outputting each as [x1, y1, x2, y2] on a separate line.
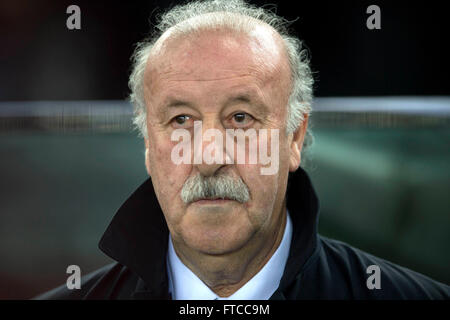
[166, 212, 293, 300]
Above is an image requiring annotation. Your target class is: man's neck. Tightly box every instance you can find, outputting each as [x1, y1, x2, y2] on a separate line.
[171, 206, 287, 297]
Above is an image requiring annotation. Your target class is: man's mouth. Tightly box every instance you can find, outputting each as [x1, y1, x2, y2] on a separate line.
[191, 197, 235, 204]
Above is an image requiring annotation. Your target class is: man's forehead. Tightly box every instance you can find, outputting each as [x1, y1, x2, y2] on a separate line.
[146, 25, 288, 83]
[160, 84, 266, 107]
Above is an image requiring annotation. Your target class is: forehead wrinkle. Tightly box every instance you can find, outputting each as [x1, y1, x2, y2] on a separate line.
[163, 73, 256, 83]
[145, 64, 263, 99]
[152, 62, 272, 94]
[154, 80, 270, 120]
[150, 69, 266, 101]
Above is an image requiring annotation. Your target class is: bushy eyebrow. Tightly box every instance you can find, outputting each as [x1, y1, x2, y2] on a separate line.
[155, 98, 194, 119]
[157, 90, 270, 118]
[166, 99, 192, 109]
[225, 93, 270, 117]
[227, 94, 251, 105]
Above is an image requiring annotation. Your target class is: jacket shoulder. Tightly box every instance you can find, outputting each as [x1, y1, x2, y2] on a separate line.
[311, 236, 450, 299]
[33, 262, 137, 300]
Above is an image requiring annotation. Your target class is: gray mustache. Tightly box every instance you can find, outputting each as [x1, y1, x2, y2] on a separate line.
[181, 174, 250, 204]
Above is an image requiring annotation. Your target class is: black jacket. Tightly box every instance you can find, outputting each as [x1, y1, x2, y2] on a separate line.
[36, 168, 449, 300]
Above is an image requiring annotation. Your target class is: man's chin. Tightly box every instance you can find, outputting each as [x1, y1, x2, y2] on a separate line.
[179, 222, 254, 256]
[185, 236, 252, 256]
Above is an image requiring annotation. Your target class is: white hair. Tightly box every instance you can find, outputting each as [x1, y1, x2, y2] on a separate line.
[128, 0, 314, 150]
[181, 173, 250, 204]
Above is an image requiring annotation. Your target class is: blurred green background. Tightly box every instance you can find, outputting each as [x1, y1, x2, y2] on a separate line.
[0, 100, 449, 299]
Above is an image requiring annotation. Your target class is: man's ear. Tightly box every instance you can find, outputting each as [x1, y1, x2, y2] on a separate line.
[289, 114, 309, 172]
[144, 138, 151, 176]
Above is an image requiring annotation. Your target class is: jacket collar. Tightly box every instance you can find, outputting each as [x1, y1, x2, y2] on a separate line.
[98, 167, 320, 299]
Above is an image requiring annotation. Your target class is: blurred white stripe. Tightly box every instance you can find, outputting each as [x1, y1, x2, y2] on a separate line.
[0, 97, 449, 117]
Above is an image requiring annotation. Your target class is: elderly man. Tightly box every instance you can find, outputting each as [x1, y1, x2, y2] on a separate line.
[37, 0, 448, 300]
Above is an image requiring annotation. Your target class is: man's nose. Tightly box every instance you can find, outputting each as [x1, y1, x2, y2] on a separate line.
[193, 119, 228, 177]
[195, 160, 224, 177]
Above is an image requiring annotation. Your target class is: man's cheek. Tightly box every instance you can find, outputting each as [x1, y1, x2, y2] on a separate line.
[152, 140, 191, 183]
[148, 142, 171, 174]
[238, 164, 277, 200]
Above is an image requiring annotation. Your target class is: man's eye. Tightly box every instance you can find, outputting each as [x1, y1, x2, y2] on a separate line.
[171, 115, 192, 127]
[232, 113, 253, 126]
[175, 115, 188, 124]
